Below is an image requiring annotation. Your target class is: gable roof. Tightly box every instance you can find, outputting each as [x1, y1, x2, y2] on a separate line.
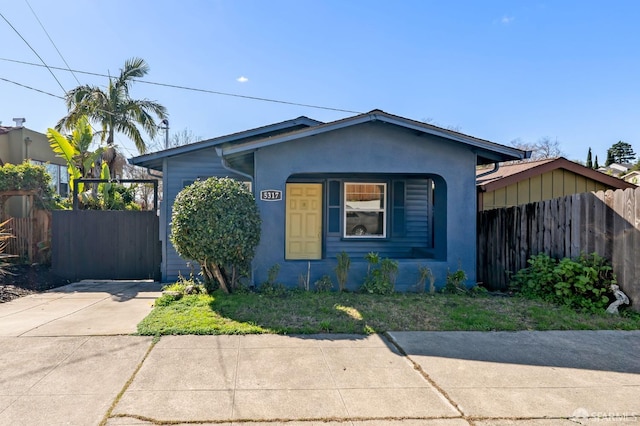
[621, 170, 640, 184]
[129, 116, 322, 170]
[217, 109, 528, 165]
[476, 157, 636, 192]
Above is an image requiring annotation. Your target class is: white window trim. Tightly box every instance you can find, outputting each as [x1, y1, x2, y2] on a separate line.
[343, 182, 386, 238]
[30, 160, 69, 197]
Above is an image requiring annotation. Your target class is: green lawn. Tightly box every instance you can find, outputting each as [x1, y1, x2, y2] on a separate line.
[136, 291, 640, 335]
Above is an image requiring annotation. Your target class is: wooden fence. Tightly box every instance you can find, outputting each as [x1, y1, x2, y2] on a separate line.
[478, 187, 640, 309]
[52, 210, 160, 281]
[4, 210, 51, 264]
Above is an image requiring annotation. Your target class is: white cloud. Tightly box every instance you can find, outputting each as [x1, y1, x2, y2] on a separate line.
[501, 16, 515, 24]
[236, 76, 249, 83]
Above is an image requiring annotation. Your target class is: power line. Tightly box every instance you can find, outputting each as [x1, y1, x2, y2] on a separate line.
[24, 0, 81, 86]
[0, 76, 64, 99]
[0, 5, 136, 159]
[141, 79, 362, 114]
[0, 57, 363, 114]
[0, 13, 66, 94]
[0, 75, 137, 156]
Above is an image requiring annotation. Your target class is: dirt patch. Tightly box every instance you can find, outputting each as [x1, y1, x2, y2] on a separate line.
[0, 264, 70, 303]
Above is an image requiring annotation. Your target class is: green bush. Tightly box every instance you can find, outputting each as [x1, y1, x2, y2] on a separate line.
[81, 183, 140, 211]
[511, 253, 615, 313]
[170, 177, 261, 293]
[361, 253, 397, 295]
[442, 267, 468, 294]
[0, 162, 55, 208]
[314, 275, 334, 292]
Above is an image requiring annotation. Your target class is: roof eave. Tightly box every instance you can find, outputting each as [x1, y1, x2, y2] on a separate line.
[129, 116, 322, 168]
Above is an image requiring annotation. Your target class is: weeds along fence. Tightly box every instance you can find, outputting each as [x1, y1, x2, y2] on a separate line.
[477, 187, 640, 309]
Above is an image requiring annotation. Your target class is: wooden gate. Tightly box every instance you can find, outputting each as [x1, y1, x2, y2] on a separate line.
[52, 210, 160, 281]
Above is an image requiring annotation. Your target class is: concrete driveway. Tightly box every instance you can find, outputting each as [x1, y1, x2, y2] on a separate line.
[0, 280, 162, 336]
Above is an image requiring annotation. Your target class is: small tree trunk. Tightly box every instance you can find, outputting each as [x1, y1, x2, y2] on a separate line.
[102, 145, 117, 179]
[201, 261, 229, 293]
[199, 262, 215, 292]
[209, 263, 230, 294]
[230, 265, 237, 291]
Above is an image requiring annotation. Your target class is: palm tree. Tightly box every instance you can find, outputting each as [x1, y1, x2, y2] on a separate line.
[56, 57, 168, 177]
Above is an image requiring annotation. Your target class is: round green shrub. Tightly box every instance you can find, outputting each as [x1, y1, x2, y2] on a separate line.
[170, 177, 261, 293]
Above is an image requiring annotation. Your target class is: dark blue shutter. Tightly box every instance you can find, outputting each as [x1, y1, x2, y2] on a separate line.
[392, 180, 405, 236]
[328, 180, 341, 233]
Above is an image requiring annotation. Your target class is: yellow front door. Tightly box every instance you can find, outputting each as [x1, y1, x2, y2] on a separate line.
[286, 183, 322, 259]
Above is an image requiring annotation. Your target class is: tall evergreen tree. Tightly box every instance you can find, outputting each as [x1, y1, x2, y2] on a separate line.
[594, 155, 599, 169]
[606, 141, 636, 164]
[586, 147, 593, 168]
[605, 149, 615, 166]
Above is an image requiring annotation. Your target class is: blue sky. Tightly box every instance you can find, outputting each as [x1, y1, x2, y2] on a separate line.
[1, 0, 639, 163]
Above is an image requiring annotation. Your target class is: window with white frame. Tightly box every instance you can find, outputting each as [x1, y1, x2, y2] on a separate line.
[344, 183, 386, 237]
[31, 161, 69, 197]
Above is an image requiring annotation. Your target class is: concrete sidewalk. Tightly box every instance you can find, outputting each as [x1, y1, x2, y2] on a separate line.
[2, 333, 638, 425]
[388, 331, 640, 424]
[0, 335, 152, 425]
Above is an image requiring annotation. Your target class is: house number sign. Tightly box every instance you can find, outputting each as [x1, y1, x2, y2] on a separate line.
[260, 190, 282, 201]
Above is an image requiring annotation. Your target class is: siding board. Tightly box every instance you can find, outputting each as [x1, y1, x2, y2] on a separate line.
[530, 175, 542, 203]
[552, 170, 564, 198]
[517, 180, 530, 206]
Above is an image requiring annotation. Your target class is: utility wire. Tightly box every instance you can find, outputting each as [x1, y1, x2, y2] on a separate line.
[0, 76, 64, 99]
[141, 79, 362, 114]
[0, 76, 137, 156]
[0, 5, 136, 159]
[0, 13, 66, 94]
[0, 2, 146, 161]
[24, 0, 81, 85]
[0, 57, 363, 114]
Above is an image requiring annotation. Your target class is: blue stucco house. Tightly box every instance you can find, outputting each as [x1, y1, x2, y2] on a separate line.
[130, 110, 528, 290]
